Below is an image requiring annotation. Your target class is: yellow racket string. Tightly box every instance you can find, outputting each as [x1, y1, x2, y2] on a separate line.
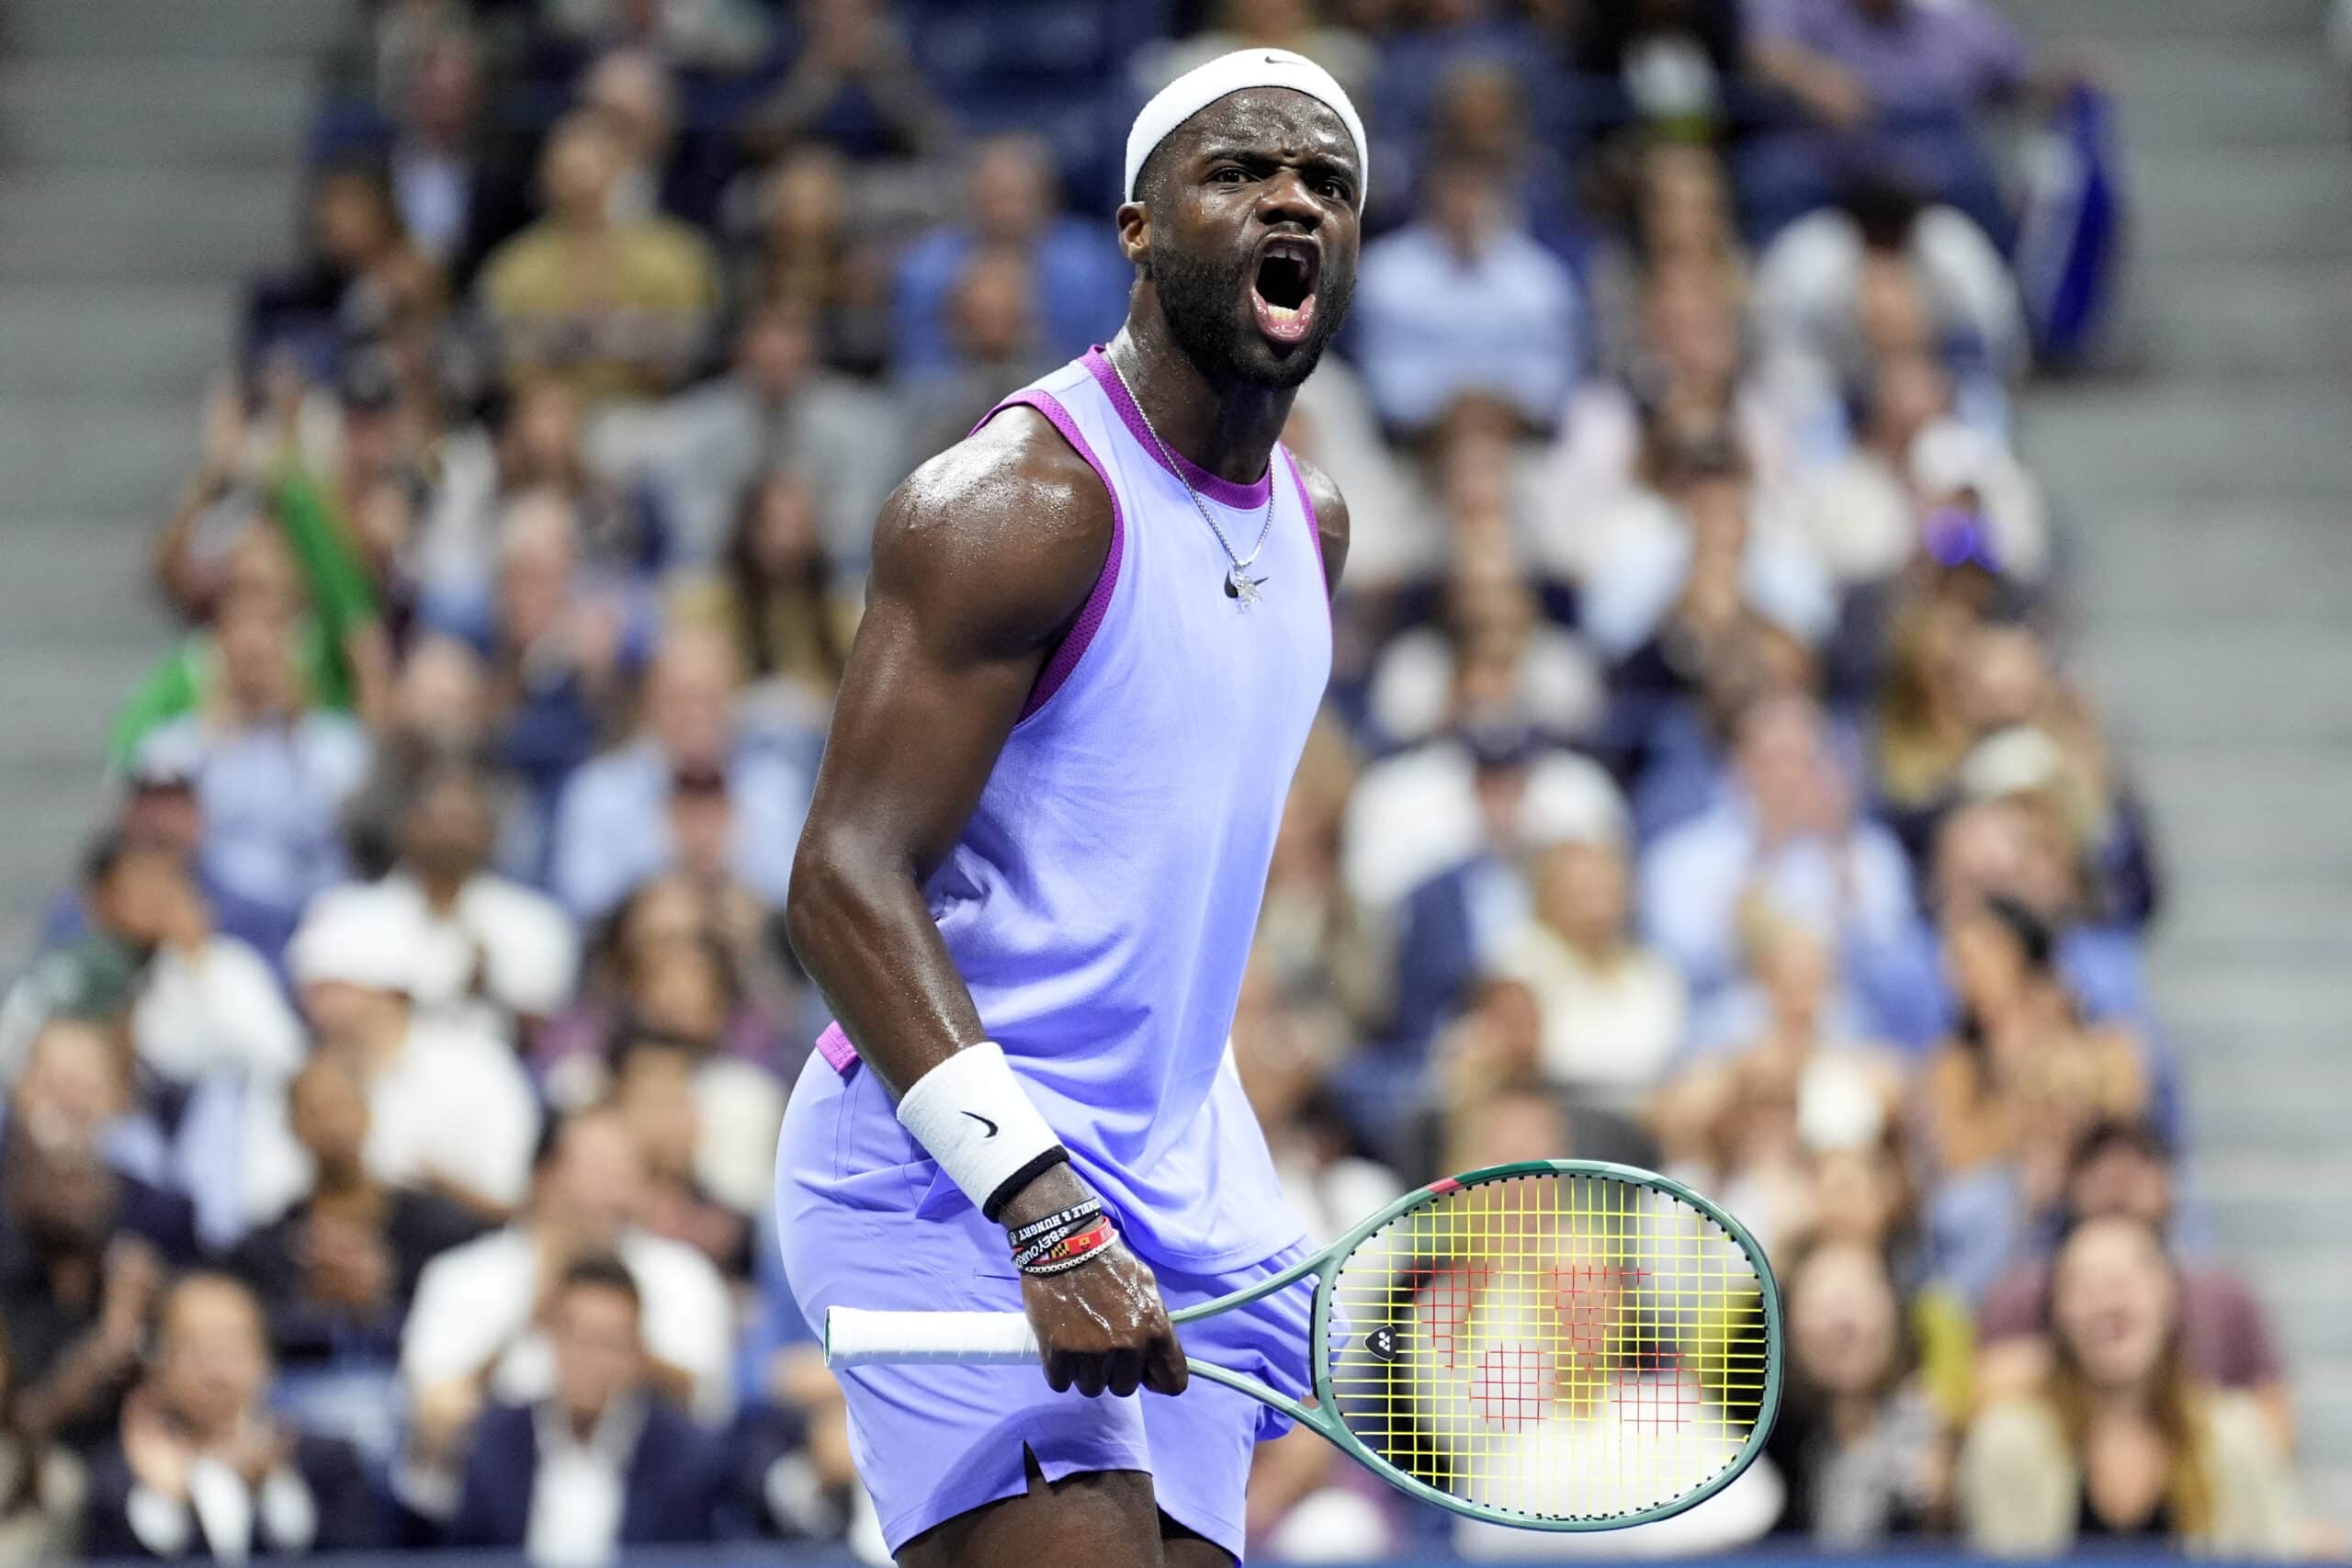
[1324, 1171, 1770, 1523]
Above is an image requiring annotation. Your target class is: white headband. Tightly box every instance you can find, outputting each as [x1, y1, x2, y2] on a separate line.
[1124, 48, 1368, 210]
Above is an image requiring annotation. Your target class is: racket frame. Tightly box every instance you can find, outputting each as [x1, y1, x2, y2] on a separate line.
[1167, 1156, 1783, 1530]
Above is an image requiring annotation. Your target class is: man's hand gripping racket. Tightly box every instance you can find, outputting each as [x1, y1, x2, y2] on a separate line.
[830, 1159, 1783, 1531]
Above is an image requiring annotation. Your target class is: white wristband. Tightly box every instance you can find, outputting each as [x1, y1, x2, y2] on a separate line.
[893, 1043, 1067, 1222]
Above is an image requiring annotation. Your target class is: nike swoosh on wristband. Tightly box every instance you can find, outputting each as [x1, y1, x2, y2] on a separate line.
[962, 1111, 1000, 1137]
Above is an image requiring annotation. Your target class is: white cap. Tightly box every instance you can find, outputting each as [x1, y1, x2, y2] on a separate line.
[1908, 418, 1996, 498]
[1516, 752, 1632, 852]
[1125, 48, 1368, 209]
[288, 884, 427, 995]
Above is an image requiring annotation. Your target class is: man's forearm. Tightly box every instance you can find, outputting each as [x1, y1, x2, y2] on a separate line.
[786, 831, 1088, 1228]
[785, 830, 989, 1099]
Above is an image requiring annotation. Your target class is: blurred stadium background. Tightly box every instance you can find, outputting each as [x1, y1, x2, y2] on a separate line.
[0, 0, 2348, 1562]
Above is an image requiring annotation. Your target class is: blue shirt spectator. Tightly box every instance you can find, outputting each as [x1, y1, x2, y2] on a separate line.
[1640, 692, 1944, 1046]
[891, 134, 1131, 380]
[549, 627, 813, 921]
[131, 583, 371, 952]
[1353, 161, 1580, 437]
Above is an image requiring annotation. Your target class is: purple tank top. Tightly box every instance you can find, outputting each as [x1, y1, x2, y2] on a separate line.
[816, 347, 1329, 1269]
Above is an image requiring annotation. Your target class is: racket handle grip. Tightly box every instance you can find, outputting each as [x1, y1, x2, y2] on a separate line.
[825, 1308, 1040, 1367]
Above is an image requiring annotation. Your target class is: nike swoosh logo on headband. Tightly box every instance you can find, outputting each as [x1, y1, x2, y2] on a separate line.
[962, 1111, 1000, 1137]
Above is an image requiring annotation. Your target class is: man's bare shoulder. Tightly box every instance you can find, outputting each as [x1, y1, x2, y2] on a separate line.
[871, 405, 1114, 652]
[1285, 446, 1351, 593]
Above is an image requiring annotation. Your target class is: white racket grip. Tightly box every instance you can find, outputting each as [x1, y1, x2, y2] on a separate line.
[825, 1308, 1041, 1367]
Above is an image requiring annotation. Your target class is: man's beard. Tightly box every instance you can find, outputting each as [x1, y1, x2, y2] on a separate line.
[1148, 242, 1351, 390]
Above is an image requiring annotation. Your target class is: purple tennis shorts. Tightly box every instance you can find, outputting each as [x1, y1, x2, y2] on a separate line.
[775, 1051, 1315, 1560]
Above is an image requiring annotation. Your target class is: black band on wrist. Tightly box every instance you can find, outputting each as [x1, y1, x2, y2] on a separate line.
[981, 1145, 1070, 1223]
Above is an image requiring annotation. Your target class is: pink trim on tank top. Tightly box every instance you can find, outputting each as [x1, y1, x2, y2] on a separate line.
[1081, 347, 1273, 510]
[1280, 446, 1328, 597]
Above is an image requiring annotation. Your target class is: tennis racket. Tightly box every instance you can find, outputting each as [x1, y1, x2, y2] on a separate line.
[826, 1158, 1781, 1530]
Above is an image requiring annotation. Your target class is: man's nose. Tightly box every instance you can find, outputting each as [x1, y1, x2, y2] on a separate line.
[1256, 171, 1323, 228]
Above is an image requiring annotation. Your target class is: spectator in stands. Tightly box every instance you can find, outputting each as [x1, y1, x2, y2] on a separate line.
[228, 1054, 487, 1366]
[481, 110, 721, 404]
[1792, 354, 2045, 592]
[1422, 57, 1584, 263]
[1917, 896, 2148, 1301]
[325, 748, 578, 1045]
[1957, 1216, 2301, 1555]
[743, 0, 946, 160]
[1581, 430, 1838, 676]
[81, 1274, 384, 1559]
[542, 0, 772, 71]
[287, 885, 544, 1220]
[1133, 0, 1378, 105]
[1754, 175, 2028, 385]
[244, 162, 442, 382]
[130, 570, 374, 942]
[739, 146, 898, 378]
[1765, 1238, 1946, 1543]
[0, 1320, 83, 1563]
[1741, 0, 2040, 243]
[0, 832, 302, 1094]
[606, 1033, 752, 1279]
[1975, 1119, 2290, 1443]
[666, 470, 860, 728]
[1929, 796, 2149, 1031]
[1487, 811, 1688, 1111]
[399, 1108, 734, 1438]
[535, 871, 797, 1111]
[417, 375, 668, 600]
[379, 27, 523, 288]
[1354, 155, 1581, 440]
[424, 490, 650, 844]
[142, 405, 390, 758]
[651, 304, 900, 571]
[1638, 690, 1942, 1042]
[0, 1118, 181, 1454]
[900, 244, 1054, 461]
[549, 625, 812, 920]
[892, 134, 1130, 381]
[580, 49, 684, 226]
[443, 1254, 733, 1557]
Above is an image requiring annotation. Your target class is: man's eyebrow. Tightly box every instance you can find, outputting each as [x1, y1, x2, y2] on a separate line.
[1192, 141, 1359, 179]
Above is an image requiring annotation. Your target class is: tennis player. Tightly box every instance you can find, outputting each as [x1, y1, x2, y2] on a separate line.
[775, 48, 1363, 1568]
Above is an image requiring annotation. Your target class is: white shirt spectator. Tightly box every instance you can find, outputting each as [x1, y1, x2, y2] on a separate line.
[1345, 745, 1625, 915]
[402, 1226, 735, 1422]
[362, 1018, 543, 1209]
[1355, 197, 1580, 434]
[1577, 490, 1837, 660]
[309, 874, 579, 1043]
[526, 1400, 640, 1568]
[1489, 924, 1688, 1108]
[125, 1458, 322, 1561]
[0, 931, 301, 1088]
[1754, 205, 2029, 382]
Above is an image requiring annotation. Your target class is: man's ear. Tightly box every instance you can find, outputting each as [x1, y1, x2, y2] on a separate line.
[1115, 200, 1151, 271]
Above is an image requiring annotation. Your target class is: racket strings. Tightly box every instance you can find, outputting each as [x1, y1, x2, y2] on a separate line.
[1323, 1171, 1770, 1523]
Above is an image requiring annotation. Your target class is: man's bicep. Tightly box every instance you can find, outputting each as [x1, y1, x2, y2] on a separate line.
[807, 591, 1044, 871]
[803, 433, 1108, 872]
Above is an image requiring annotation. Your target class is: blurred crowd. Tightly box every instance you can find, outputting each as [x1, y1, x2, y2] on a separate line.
[0, 0, 2321, 1562]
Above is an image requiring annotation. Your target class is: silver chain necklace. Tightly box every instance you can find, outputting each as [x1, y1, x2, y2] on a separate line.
[1105, 353, 1275, 606]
